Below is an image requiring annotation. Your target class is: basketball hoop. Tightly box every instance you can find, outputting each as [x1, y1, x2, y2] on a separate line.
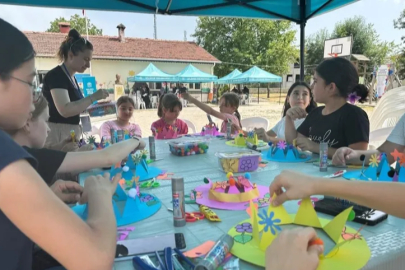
[328, 53, 339, 58]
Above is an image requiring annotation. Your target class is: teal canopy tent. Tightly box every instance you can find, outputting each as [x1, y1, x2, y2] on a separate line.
[127, 63, 177, 82]
[216, 69, 242, 84]
[2, 0, 359, 79]
[228, 66, 282, 104]
[175, 64, 217, 83]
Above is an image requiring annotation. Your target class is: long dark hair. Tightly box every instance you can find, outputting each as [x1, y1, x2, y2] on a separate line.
[57, 29, 93, 62]
[157, 93, 182, 118]
[316, 57, 369, 103]
[282, 82, 317, 117]
[0, 19, 36, 80]
[221, 92, 242, 128]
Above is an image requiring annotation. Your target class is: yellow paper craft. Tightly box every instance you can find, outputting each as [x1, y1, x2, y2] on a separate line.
[323, 207, 353, 243]
[228, 197, 370, 270]
[294, 197, 322, 228]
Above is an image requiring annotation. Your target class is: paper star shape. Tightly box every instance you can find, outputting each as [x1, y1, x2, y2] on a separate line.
[391, 149, 404, 163]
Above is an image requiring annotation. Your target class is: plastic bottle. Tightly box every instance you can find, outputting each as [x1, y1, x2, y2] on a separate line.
[117, 130, 124, 142]
[195, 234, 234, 270]
[319, 142, 328, 172]
[110, 129, 116, 144]
[171, 177, 186, 227]
[149, 136, 156, 160]
[226, 119, 232, 140]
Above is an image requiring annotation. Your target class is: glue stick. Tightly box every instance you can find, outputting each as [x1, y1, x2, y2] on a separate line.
[319, 142, 328, 172]
[70, 130, 76, 142]
[171, 177, 186, 227]
[195, 234, 234, 270]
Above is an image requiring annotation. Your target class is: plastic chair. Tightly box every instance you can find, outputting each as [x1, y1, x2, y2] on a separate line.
[151, 96, 159, 108]
[368, 127, 394, 149]
[180, 119, 196, 134]
[370, 86, 405, 131]
[137, 97, 146, 109]
[241, 117, 269, 131]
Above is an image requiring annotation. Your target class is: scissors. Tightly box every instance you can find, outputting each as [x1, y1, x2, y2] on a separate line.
[140, 179, 160, 189]
[185, 211, 205, 222]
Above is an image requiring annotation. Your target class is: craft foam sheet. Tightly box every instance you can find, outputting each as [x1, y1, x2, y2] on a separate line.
[71, 185, 161, 226]
[194, 183, 271, 210]
[225, 140, 269, 149]
[110, 157, 163, 182]
[261, 147, 311, 163]
[228, 199, 370, 270]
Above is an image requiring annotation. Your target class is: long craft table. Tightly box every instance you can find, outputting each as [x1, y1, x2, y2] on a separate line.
[77, 137, 405, 270]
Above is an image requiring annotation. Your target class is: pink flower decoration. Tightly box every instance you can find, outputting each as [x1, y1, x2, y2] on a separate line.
[298, 197, 319, 207]
[277, 140, 287, 150]
[348, 92, 361, 104]
[238, 177, 252, 189]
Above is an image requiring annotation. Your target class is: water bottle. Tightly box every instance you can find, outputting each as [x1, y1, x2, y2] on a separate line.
[226, 119, 232, 140]
[149, 136, 156, 160]
[195, 234, 234, 270]
[171, 177, 186, 227]
[319, 142, 328, 172]
[110, 128, 116, 144]
[117, 130, 124, 142]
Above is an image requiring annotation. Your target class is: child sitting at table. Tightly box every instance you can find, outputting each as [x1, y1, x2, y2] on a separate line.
[181, 92, 241, 134]
[332, 112, 405, 166]
[285, 57, 370, 158]
[100, 96, 142, 140]
[10, 95, 146, 185]
[151, 93, 188, 139]
[255, 82, 317, 143]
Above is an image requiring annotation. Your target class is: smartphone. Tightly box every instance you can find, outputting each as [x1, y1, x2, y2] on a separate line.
[314, 197, 388, 226]
[115, 233, 186, 261]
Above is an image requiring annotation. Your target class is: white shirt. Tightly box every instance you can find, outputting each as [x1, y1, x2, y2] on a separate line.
[387, 113, 405, 146]
[271, 116, 305, 140]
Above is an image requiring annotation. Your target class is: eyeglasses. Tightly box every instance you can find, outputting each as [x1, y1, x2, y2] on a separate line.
[70, 37, 88, 52]
[9, 75, 41, 103]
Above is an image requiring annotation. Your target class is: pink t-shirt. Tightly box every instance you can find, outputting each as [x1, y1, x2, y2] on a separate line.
[100, 120, 142, 139]
[151, 118, 188, 139]
[221, 113, 241, 134]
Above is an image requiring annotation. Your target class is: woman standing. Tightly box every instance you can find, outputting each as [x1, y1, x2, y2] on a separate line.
[42, 29, 109, 151]
[142, 84, 151, 108]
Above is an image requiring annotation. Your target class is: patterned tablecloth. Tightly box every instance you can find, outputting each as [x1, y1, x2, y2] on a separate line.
[78, 137, 405, 270]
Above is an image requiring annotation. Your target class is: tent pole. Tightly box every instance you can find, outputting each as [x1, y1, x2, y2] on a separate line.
[299, 0, 306, 81]
[200, 82, 202, 102]
[257, 85, 259, 104]
[279, 82, 281, 104]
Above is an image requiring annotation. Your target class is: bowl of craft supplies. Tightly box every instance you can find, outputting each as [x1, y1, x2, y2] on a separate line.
[216, 151, 261, 173]
[168, 139, 210, 156]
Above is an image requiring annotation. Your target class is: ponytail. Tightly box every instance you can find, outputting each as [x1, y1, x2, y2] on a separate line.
[234, 110, 242, 128]
[351, 84, 369, 104]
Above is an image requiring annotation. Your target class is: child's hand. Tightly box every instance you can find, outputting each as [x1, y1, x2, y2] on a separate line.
[286, 107, 306, 121]
[181, 92, 191, 100]
[255, 128, 270, 142]
[296, 137, 317, 153]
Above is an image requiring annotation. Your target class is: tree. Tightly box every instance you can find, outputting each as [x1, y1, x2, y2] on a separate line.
[305, 16, 395, 75]
[394, 10, 405, 78]
[394, 9, 405, 44]
[47, 14, 103, 35]
[193, 17, 298, 78]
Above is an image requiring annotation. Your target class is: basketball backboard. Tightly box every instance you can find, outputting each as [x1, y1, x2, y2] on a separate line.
[323, 36, 352, 59]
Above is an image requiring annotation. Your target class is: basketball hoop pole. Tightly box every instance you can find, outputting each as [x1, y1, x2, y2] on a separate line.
[299, 0, 306, 81]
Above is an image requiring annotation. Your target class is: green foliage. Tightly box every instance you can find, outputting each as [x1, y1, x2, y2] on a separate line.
[305, 16, 395, 75]
[193, 17, 298, 78]
[47, 14, 103, 35]
[394, 10, 405, 78]
[218, 84, 230, 97]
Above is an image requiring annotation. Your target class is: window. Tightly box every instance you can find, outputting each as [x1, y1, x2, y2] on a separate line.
[287, 75, 293, 82]
[195, 83, 201, 89]
[156, 82, 162, 89]
[148, 82, 155, 89]
[189, 83, 194, 89]
[295, 75, 300, 82]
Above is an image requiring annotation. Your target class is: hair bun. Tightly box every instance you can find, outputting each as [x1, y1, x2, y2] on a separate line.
[352, 84, 369, 103]
[68, 29, 81, 40]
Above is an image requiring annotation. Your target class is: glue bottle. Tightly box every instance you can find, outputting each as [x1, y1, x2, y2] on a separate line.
[149, 136, 156, 160]
[226, 119, 232, 140]
[171, 177, 186, 227]
[319, 142, 328, 172]
[195, 234, 234, 270]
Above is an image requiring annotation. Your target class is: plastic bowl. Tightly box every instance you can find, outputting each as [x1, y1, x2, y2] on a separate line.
[168, 139, 210, 156]
[216, 151, 261, 173]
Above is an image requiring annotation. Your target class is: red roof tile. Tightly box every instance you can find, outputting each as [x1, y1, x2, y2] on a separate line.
[24, 31, 220, 63]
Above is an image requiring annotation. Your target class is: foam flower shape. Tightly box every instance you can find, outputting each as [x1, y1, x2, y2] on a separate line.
[348, 92, 361, 104]
[140, 194, 154, 203]
[258, 210, 281, 235]
[277, 140, 287, 150]
[369, 154, 380, 167]
[247, 131, 255, 138]
[214, 181, 229, 190]
[235, 223, 253, 233]
[238, 177, 252, 189]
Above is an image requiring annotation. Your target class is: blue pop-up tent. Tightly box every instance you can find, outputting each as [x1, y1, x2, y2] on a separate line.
[2, 0, 359, 79]
[127, 63, 177, 82]
[175, 64, 218, 83]
[216, 69, 242, 84]
[228, 66, 282, 104]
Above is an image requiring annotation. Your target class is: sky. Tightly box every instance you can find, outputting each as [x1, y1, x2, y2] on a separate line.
[0, 0, 404, 47]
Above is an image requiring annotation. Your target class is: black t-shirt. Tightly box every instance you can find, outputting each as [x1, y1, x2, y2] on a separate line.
[297, 103, 370, 149]
[23, 147, 67, 186]
[0, 130, 38, 270]
[42, 66, 83, 125]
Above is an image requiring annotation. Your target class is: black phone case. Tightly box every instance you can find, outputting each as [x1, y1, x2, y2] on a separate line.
[175, 233, 186, 249]
[314, 199, 388, 226]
